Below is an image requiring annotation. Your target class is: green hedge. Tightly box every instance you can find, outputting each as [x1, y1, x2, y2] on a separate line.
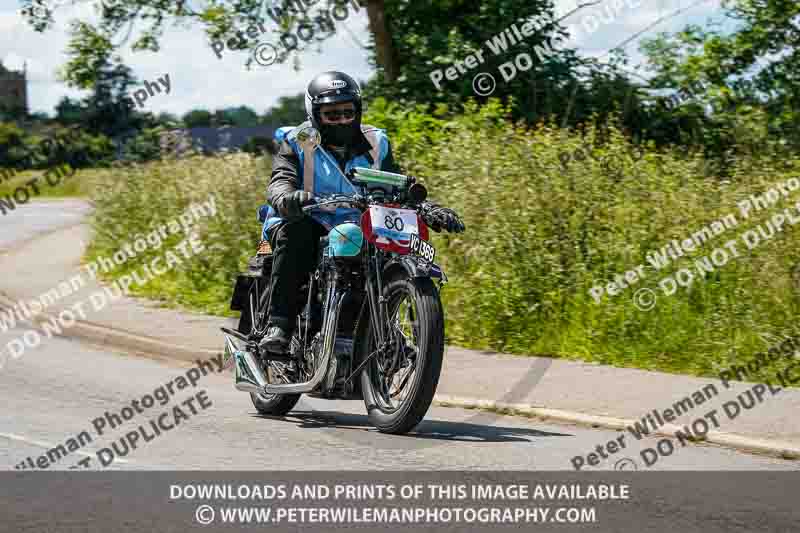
[0, 122, 115, 170]
[84, 100, 800, 382]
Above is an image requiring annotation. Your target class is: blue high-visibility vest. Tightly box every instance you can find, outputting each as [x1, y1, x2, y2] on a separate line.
[273, 126, 294, 144]
[260, 122, 391, 239]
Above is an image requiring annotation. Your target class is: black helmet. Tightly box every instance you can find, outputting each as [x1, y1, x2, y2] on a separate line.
[305, 71, 363, 146]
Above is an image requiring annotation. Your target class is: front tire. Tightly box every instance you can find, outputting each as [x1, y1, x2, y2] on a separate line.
[359, 274, 445, 434]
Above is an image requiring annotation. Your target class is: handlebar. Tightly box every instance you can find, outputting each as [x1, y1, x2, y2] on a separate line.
[292, 169, 459, 232]
[299, 170, 428, 213]
[301, 195, 365, 213]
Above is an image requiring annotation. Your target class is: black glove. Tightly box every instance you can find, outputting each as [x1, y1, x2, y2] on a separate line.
[277, 190, 314, 218]
[420, 202, 465, 234]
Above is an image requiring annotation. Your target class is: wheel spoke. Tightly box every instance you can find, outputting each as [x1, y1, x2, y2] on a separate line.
[389, 360, 416, 398]
[369, 285, 425, 410]
[381, 370, 392, 399]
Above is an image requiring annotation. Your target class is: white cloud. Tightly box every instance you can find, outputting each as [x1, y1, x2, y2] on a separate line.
[560, 0, 725, 53]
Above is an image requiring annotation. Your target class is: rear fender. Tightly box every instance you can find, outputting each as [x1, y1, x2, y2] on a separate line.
[230, 275, 254, 311]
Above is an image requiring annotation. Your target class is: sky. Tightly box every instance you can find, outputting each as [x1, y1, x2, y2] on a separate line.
[0, 0, 728, 117]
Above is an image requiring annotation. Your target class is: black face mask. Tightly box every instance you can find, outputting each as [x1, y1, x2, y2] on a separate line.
[320, 122, 358, 148]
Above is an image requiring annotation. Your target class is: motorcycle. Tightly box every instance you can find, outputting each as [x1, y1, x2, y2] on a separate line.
[222, 139, 451, 434]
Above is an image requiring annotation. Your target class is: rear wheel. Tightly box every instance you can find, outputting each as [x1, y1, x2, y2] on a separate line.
[244, 279, 302, 416]
[359, 273, 445, 434]
[250, 369, 301, 416]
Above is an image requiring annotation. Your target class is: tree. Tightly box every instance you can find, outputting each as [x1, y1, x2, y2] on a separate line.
[155, 112, 180, 126]
[217, 106, 260, 127]
[640, 0, 800, 154]
[27, 0, 650, 132]
[54, 97, 85, 125]
[58, 21, 142, 138]
[260, 93, 307, 126]
[0, 122, 28, 167]
[28, 111, 51, 122]
[22, 0, 387, 74]
[83, 60, 141, 137]
[0, 104, 26, 123]
[182, 109, 213, 128]
[363, 1, 652, 132]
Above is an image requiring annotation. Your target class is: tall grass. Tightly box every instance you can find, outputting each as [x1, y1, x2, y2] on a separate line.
[84, 101, 800, 382]
[0, 165, 86, 198]
[84, 153, 267, 315]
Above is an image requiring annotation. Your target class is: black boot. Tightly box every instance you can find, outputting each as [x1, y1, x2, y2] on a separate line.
[259, 325, 291, 353]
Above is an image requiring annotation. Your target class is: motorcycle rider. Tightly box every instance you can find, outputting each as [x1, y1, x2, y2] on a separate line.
[260, 71, 464, 352]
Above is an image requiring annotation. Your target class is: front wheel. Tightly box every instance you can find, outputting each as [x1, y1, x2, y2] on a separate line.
[359, 274, 445, 434]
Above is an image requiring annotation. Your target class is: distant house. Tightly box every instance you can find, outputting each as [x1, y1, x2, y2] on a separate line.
[184, 125, 278, 153]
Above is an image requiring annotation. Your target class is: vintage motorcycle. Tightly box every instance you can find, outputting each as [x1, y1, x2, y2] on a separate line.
[222, 136, 453, 434]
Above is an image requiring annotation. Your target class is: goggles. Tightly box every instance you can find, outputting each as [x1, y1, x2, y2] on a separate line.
[320, 109, 356, 121]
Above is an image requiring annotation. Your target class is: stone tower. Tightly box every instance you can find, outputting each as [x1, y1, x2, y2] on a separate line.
[0, 61, 28, 115]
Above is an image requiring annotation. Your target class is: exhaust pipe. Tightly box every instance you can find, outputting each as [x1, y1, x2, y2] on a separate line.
[224, 334, 268, 393]
[262, 281, 347, 395]
[223, 279, 348, 396]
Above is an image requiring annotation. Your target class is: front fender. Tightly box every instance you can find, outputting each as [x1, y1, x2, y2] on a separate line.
[383, 254, 445, 281]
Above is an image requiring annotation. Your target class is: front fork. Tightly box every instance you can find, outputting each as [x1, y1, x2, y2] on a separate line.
[366, 250, 387, 348]
[366, 249, 410, 378]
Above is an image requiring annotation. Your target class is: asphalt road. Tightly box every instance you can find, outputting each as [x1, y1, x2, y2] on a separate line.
[1, 332, 798, 472]
[0, 202, 797, 472]
[0, 199, 91, 253]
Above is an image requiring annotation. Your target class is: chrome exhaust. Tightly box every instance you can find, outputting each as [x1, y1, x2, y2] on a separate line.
[262, 281, 346, 395]
[224, 334, 269, 393]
